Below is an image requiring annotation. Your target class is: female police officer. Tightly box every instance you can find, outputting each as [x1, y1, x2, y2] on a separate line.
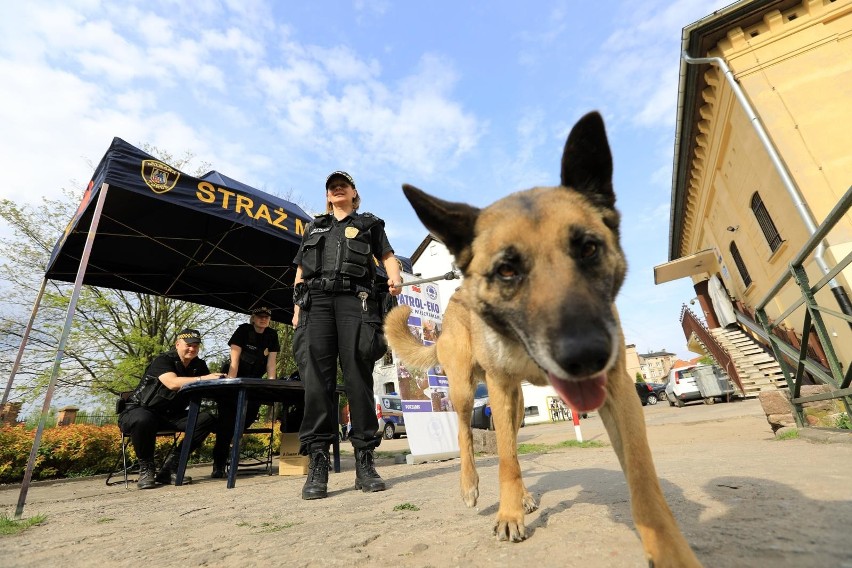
[292, 170, 402, 500]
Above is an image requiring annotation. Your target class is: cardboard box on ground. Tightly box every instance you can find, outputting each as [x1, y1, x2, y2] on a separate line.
[279, 432, 308, 475]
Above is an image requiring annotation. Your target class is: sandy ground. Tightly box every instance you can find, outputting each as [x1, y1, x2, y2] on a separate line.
[2, 398, 851, 568]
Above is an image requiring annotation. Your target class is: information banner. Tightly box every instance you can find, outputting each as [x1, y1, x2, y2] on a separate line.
[394, 278, 459, 462]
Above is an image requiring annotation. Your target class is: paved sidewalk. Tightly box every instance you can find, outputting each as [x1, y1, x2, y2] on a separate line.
[2, 399, 850, 568]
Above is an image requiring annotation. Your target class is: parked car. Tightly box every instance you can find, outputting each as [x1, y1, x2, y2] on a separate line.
[471, 382, 527, 429]
[375, 394, 406, 439]
[665, 365, 702, 407]
[471, 382, 492, 430]
[634, 381, 665, 406]
[648, 382, 667, 402]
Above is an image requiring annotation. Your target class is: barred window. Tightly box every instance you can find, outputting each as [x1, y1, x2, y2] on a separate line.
[750, 192, 783, 252]
[730, 241, 752, 287]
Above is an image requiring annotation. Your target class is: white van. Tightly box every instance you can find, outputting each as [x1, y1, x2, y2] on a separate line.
[665, 365, 702, 407]
[375, 394, 406, 439]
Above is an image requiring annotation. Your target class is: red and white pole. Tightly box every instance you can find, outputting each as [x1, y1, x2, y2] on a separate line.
[571, 406, 583, 442]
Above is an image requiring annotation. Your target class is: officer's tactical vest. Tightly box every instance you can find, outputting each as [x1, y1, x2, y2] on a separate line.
[300, 212, 382, 290]
[128, 353, 186, 411]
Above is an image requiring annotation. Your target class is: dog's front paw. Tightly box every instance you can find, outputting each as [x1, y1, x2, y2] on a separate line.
[522, 490, 538, 513]
[493, 517, 527, 542]
[461, 484, 479, 508]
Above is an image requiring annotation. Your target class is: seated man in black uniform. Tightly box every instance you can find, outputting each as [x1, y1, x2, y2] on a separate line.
[211, 306, 281, 478]
[118, 328, 224, 489]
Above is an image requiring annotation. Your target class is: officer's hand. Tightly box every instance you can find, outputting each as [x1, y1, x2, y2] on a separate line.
[388, 279, 402, 297]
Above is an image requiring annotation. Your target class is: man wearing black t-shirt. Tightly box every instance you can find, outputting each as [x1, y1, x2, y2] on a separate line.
[211, 306, 280, 478]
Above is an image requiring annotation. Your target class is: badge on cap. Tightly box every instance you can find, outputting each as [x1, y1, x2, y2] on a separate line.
[344, 226, 359, 239]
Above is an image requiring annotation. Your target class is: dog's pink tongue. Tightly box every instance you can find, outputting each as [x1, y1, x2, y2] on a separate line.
[547, 372, 607, 412]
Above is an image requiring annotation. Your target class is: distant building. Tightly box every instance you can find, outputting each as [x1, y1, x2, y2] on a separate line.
[625, 344, 644, 381]
[637, 350, 678, 382]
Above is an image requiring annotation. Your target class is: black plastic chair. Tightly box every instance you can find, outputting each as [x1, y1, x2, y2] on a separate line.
[105, 392, 182, 488]
[228, 401, 277, 476]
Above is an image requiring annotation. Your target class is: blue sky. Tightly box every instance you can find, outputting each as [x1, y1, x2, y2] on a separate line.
[0, 0, 731, 360]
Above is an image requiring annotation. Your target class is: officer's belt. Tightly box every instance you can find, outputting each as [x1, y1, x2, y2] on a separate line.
[307, 278, 376, 296]
[306, 278, 353, 293]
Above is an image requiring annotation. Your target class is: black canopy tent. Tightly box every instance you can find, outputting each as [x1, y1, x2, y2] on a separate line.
[44, 137, 311, 323]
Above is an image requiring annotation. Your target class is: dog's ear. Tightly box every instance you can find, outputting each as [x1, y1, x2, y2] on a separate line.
[402, 184, 479, 270]
[560, 111, 615, 210]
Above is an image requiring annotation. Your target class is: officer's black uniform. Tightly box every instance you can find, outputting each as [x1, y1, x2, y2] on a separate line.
[119, 351, 217, 465]
[293, 211, 392, 455]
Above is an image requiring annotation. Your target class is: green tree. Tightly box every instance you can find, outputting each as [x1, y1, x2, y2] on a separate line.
[0, 148, 242, 408]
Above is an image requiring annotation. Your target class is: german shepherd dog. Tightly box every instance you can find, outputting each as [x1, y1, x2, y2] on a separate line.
[385, 112, 701, 567]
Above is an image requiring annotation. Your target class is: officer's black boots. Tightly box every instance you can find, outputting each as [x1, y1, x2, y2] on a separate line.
[137, 460, 156, 490]
[354, 448, 386, 492]
[155, 453, 192, 485]
[301, 447, 330, 500]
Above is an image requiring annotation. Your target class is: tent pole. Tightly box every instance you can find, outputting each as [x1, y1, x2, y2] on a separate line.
[15, 183, 110, 519]
[1, 278, 47, 406]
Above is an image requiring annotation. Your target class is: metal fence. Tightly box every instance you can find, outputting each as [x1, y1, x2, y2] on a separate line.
[74, 414, 119, 426]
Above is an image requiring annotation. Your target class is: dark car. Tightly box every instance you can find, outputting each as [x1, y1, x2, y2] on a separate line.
[471, 383, 527, 429]
[471, 382, 492, 430]
[635, 381, 665, 406]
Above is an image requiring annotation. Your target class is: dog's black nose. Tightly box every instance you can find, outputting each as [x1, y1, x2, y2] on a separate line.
[554, 328, 611, 378]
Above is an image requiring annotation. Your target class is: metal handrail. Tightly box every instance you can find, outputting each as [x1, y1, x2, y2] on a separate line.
[754, 185, 852, 427]
[680, 306, 744, 394]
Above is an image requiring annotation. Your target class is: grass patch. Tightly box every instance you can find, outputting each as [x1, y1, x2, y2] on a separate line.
[258, 521, 298, 533]
[393, 502, 420, 511]
[776, 429, 799, 440]
[0, 513, 47, 536]
[96, 517, 115, 524]
[236, 519, 299, 533]
[517, 439, 605, 454]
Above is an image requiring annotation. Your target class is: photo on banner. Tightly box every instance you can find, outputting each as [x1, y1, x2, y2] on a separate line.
[393, 277, 459, 462]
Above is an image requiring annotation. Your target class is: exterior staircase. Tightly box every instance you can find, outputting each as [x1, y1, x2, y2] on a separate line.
[708, 327, 786, 398]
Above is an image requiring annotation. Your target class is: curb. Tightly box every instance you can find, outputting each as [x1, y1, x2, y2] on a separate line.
[777, 426, 852, 444]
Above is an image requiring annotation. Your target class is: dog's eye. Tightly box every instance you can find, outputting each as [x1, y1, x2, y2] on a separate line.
[496, 263, 517, 279]
[571, 234, 602, 263]
[580, 241, 598, 259]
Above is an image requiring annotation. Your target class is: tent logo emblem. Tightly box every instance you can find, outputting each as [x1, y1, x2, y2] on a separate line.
[141, 160, 180, 194]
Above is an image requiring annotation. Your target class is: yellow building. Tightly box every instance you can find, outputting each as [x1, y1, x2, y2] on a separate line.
[656, 0, 852, 396]
[624, 344, 644, 381]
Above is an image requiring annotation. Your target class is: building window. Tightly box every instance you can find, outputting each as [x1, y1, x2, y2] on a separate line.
[730, 241, 752, 287]
[750, 192, 783, 252]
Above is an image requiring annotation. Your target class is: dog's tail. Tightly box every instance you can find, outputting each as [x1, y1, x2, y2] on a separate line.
[384, 305, 439, 371]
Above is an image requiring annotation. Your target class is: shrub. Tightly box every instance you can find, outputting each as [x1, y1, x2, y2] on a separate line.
[0, 421, 282, 484]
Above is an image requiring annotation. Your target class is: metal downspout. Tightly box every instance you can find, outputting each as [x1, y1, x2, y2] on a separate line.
[681, 51, 852, 318]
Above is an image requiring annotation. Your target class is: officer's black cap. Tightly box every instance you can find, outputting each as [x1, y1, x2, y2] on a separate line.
[252, 306, 272, 316]
[176, 328, 202, 344]
[325, 171, 355, 189]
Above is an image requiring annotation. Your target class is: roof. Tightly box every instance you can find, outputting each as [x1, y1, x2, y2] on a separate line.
[45, 137, 312, 322]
